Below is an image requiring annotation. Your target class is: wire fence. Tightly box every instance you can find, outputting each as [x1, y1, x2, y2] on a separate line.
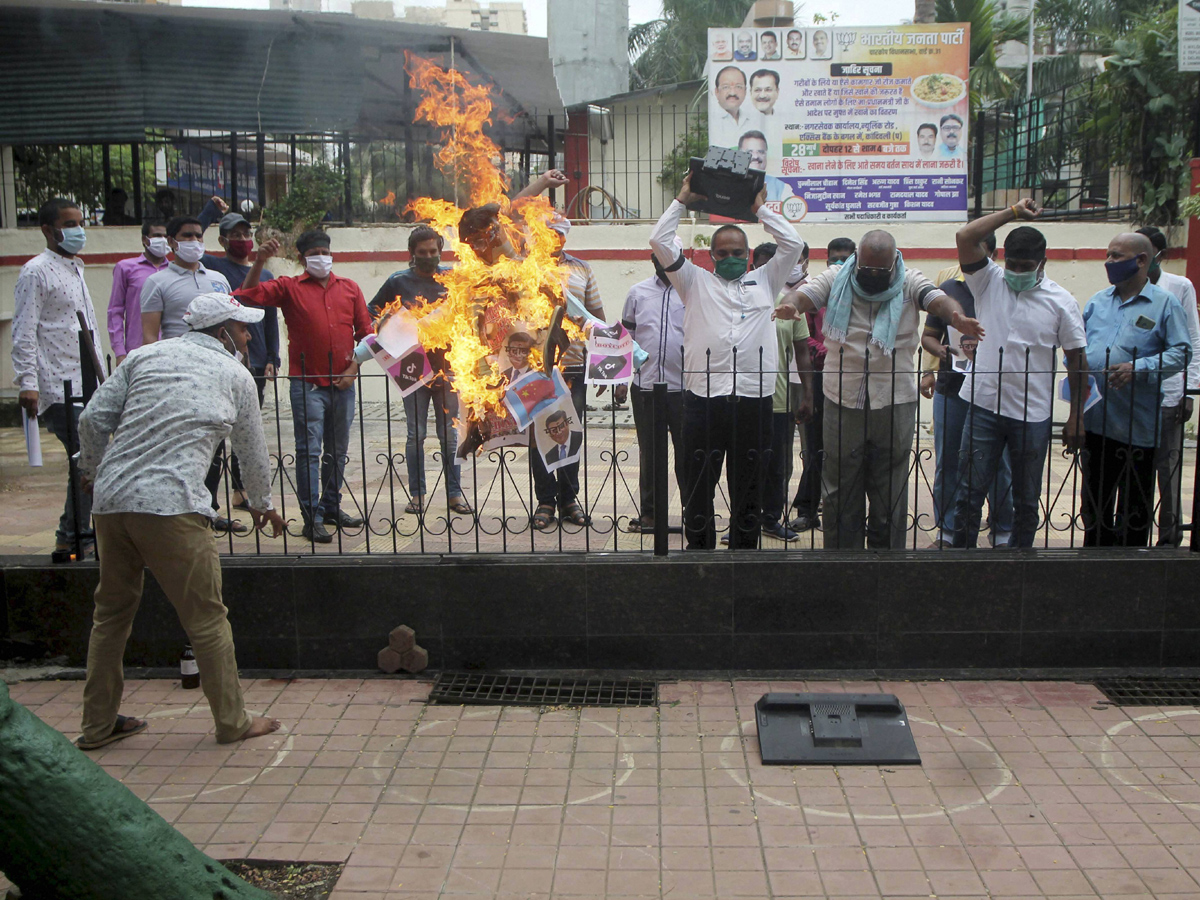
[9, 78, 1142, 227]
[108, 349, 1197, 557]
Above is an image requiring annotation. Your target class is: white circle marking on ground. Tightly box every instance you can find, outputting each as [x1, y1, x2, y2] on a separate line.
[1097, 708, 1200, 810]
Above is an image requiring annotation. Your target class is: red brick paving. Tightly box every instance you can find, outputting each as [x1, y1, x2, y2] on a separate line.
[4, 677, 1200, 898]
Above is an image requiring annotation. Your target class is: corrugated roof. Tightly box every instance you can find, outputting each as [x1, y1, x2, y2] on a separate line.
[0, 0, 563, 145]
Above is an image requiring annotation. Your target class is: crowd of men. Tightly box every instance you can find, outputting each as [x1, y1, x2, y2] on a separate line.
[13, 181, 1200, 562]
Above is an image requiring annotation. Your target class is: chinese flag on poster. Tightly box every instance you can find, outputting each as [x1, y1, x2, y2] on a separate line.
[513, 377, 556, 413]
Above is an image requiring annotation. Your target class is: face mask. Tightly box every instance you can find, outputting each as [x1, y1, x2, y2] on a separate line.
[413, 256, 439, 275]
[174, 239, 205, 264]
[56, 226, 86, 256]
[218, 328, 248, 365]
[830, 258, 846, 267]
[146, 236, 170, 258]
[855, 269, 892, 296]
[1004, 267, 1040, 293]
[1106, 256, 1140, 286]
[714, 256, 748, 281]
[1148, 252, 1162, 280]
[305, 254, 334, 278]
[226, 238, 255, 260]
[788, 262, 808, 285]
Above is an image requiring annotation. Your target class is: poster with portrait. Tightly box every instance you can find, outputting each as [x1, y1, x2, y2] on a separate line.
[363, 334, 435, 398]
[503, 368, 571, 433]
[706, 24, 970, 223]
[585, 321, 635, 386]
[533, 394, 584, 474]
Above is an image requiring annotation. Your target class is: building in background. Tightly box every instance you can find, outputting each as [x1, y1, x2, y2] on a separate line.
[395, 0, 526, 33]
[548, 0, 629, 108]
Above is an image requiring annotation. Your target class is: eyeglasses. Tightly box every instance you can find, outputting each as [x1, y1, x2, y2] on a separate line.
[856, 253, 898, 280]
[505, 345, 531, 355]
[546, 421, 570, 434]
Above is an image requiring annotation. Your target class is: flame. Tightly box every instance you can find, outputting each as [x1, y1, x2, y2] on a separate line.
[384, 55, 583, 427]
[378, 190, 396, 207]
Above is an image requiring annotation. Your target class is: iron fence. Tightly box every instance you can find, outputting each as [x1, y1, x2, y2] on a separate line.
[9, 78, 1146, 228]
[67, 348, 1189, 558]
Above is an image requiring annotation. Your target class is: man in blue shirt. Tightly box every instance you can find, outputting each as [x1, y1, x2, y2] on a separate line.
[369, 225, 471, 516]
[1081, 232, 1190, 546]
[197, 198, 280, 526]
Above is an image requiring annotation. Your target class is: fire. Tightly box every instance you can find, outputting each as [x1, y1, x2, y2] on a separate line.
[385, 55, 583, 426]
[378, 190, 396, 207]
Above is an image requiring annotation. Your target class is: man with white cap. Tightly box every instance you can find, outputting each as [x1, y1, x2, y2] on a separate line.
[75, 293, 284, 750]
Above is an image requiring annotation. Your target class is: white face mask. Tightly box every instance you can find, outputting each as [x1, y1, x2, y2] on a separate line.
[788, 262, 808, 285]
[305, 254, 334, 278]
[146, 236, 170, 258]
[173, 239, 205, 264]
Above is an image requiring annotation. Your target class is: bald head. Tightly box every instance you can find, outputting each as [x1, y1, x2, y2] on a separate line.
[858, 230, 896, 269]
[1110, 232, 1154, 259]
[1106, 232, 1154, 288]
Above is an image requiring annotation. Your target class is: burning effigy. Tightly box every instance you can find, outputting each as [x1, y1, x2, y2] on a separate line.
[370, 54, 595, 456]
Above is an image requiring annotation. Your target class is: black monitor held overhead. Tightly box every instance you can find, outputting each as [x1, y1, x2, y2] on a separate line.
[686, 147, 766, 223]
[755, 693, 922, 766]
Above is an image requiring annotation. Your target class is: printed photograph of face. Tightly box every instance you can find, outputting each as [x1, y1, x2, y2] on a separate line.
[709, 29, 732, 60]
[749, 69, 780, 115]
[916, 123, 938, 158]
[760, 30, 780, 60]
[811, 29, 831, 59]
[734, 30, 757, 60]
[713, 66, 747, 118]
[785, 29, 805, 58]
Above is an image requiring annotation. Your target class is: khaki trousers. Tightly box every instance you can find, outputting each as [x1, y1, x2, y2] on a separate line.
[81, 512, 251, 744]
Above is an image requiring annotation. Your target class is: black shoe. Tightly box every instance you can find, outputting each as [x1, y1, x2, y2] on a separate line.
[213, 516, 249, 535]
[52, 541, 96, 564]
[788, 513, 820, 533]
[302, 519, 334, 543]
[322, 509, 363, 529]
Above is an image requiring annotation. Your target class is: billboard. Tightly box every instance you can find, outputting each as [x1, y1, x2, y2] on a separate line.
[707, 24, 970, 223]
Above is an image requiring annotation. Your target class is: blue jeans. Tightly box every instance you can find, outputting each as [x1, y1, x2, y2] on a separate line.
[951, 405, 1050, 549]
[44, 403, 94, 546]
[932, 391, 1013, 539]
[290, 379, 357, 522]
[403, 379, 462, 499]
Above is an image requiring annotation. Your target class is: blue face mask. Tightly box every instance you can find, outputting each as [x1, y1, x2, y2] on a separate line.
[1105, 256, 1140, 285]
[56, 225, 86, 256]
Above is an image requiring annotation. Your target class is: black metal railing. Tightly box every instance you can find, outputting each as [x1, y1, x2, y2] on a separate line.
[10, 78, 1141, 227]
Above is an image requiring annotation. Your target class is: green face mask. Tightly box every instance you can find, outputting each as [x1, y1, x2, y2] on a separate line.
[715, 256, 748, 281]
[1003, 267, 1039, 293]
[1148, 253, 1162, 281]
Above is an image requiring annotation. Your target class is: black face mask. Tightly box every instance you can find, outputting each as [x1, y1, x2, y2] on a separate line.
[855, 269, 891, 295]
[413, 256, 439, 275]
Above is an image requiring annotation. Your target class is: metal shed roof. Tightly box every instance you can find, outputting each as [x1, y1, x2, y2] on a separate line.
[0, 0, 564, 146]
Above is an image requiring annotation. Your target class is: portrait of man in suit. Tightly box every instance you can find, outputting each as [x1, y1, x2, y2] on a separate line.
[543, 409, 583, 467]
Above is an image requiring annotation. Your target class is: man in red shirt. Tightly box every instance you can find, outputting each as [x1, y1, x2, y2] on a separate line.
[237, 231, 373, 543]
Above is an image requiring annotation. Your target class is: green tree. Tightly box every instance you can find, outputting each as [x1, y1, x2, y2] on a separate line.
[935, 0, 1031, 106]
[628, 0, 756, 91]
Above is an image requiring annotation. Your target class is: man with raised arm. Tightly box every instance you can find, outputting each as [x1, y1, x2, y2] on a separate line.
[775, 230, 984, 549]
[651, 172, 802, 549]
[947, 199, 1089, 549]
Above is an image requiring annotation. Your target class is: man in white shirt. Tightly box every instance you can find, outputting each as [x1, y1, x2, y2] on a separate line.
[1137, 226, 1200, 546]
[76, 294, 284, 750]
[651, 173, 803, 549]
[950, 201, 1090, 549]
[711, 66, 764, 149]
[618, 252, 687, 532]
[13, 197, 101, 561]
[776, 231, 984, 549]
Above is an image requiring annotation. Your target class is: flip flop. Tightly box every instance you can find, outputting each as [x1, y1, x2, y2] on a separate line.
[449, 497, 474, 515]
[76, 714, 148, 751]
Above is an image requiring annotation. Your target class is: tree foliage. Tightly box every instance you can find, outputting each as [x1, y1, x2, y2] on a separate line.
[629, 0, 756, 91]
[262, 163, 344, 252]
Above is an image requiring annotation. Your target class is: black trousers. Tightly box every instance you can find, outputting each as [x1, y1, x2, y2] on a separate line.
[1081, 430, 1157, 547]
[762, 411, 796, 525]
[206, 367, 268, 510]
[630, 385, 684, 523]
[681, 391, 773, 550]
[792, 371, 824, 517]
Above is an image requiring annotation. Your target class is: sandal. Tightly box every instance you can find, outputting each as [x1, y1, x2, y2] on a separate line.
[404, 496, 424, 515]
[76, 714, 148, 751]
[562, 502, 591, 527]
[532, 503, 557, 531]
[627, 516, 653, 533]
[449, 496, 474, 515]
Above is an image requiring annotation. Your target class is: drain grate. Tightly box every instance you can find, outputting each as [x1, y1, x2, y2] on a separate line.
[1094, 679, 1200, 706]
[430, 673, 657, 708]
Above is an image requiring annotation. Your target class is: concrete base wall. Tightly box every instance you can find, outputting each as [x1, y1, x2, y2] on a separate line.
[4, 551, 1199, 674]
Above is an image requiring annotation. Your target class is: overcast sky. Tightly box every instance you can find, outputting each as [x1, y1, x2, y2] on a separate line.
[181, 0, 911, 37]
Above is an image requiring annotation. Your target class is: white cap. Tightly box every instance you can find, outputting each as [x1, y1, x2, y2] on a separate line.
[183, 292, 264, 331]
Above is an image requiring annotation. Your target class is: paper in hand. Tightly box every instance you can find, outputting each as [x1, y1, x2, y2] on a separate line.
[23, 409, 42, 467]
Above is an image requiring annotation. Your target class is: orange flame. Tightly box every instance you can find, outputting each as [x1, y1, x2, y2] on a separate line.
[387, 55, 582, 427]
[378, 190, 396, 207]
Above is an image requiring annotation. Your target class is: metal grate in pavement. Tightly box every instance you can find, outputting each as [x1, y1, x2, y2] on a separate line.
[1094, 678, 1200, 706]
[430, 673, 657, 707]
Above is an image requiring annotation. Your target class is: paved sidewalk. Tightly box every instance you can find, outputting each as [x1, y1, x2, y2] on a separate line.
[5, 677, 1200, 898]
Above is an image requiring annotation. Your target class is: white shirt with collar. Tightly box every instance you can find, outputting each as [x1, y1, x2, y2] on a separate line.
[621, 274, 686, 390]
[78, 331, 273, 519]
[12, 249, 100, 414]
[959, 258, 1088, 422]
[797, 265, 947, 409]
[650, 200, 803, 398]
[1155, 270, 1200, 408]
[711, 106, 766, 149]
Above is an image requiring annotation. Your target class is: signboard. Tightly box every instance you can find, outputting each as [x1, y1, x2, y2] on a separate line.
[707, 24, 970, 222]
[1181, 0, 1200, 72]
[162, 141, 258, 198]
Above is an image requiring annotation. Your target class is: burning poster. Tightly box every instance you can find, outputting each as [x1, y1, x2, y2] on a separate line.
[375, 306, 423, 358]
[585, 321, 635, 385]
[363, 334, 435, 398]
[533, 394, 584, 473]
[504, 368, 570, 433]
